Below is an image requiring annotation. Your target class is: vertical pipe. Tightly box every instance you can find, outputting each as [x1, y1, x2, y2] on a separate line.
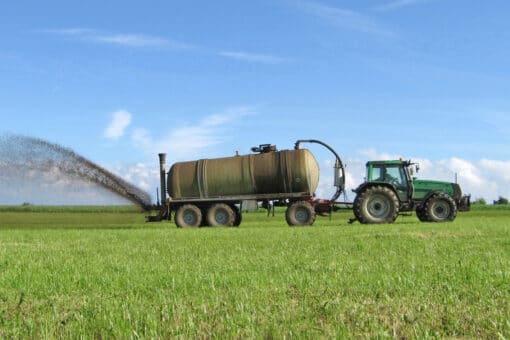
[158, 153, 167, 205]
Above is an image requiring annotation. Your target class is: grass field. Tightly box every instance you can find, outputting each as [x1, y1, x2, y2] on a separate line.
[0, 205, 509, 338]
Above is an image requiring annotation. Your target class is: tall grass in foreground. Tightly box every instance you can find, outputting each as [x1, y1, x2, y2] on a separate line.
[0, 207, 509, 338]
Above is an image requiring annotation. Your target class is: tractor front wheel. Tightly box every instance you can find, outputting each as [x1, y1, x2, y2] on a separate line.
[424, 193, 457, 222]
[354, 185, 400, 224]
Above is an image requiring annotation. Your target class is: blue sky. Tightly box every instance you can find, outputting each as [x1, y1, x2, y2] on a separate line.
[1, 0, 509, 203]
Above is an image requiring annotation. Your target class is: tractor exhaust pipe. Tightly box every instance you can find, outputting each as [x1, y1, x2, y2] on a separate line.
[158, 153, 167, 206]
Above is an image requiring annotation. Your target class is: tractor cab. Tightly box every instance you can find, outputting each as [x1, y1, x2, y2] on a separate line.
[366, 160, 414, 203]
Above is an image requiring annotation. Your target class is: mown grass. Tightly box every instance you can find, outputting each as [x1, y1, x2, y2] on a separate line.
[0, 206, 509, 338]
[0, 205, 142, 213]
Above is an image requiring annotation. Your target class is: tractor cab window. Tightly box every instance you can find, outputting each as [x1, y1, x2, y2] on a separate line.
[372, 165, 406, 186]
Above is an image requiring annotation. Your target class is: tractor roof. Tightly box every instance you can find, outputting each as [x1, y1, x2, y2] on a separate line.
[366, 160, 403, 166]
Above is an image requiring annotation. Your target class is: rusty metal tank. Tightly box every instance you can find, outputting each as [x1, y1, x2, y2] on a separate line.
[167, 148, 320, 200]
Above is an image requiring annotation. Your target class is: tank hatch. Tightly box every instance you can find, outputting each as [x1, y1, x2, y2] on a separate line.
[251, 144, 277, 154]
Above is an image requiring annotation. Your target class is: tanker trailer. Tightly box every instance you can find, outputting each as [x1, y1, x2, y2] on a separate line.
[154, 140, 345, 227]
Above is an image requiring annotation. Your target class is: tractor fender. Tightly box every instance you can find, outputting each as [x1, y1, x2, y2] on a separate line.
[416, 190, 460, 213]
[420, 190, 453, 206]
[353, 182, 400, 202]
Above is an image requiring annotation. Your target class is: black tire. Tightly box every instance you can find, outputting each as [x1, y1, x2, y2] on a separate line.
[424, 193, 457, 222]
[354, 185, 399, 224]
[415, 205, 430, 222]
[206, 203, 236, 227]
[232, 205, 242, 227]
[286, 201, 316, 226]
[175, 204, 202, 228]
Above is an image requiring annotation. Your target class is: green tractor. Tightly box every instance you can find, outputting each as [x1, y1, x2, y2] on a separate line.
[352, 160, 471, 224]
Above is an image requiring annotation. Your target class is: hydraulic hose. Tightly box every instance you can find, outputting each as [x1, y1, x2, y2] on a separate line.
[294, 139, 345, 202]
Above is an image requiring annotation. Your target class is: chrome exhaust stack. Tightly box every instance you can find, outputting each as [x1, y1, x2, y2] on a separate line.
[147, 153, 169, 221]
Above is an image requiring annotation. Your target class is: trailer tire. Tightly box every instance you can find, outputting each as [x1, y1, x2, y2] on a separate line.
[424, 193, 457, 222]
[286, 201, 315, 226]
[206, 203, 236, 227]
[354, 185, 399, 224]
[175, 204, 202, 228]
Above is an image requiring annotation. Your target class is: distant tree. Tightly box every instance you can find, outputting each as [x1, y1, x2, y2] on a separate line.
[493, 196, 509, 205]
[473, 197, 486, 205]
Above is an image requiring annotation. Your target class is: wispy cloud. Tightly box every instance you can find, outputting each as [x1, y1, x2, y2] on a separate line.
[92, 34, 177, 48]
[132, 107, 256, 160]
[40, 28, 95, 36]
[218, 51, 287, 64]
[296, 1, 394, 37]
[40, 28, 286, 61]
[373, 0, 431, 12]
[41, 28, 191, 49]
[104, 110, 132, 139]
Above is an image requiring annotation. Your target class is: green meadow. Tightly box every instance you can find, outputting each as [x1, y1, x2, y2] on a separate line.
[0, 205, 509, 338]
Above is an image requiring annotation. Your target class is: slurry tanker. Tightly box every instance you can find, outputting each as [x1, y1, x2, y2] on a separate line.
[148, 139, 470, 227]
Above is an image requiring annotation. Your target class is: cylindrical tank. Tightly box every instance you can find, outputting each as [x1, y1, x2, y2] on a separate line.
[167, 149, 319, 200]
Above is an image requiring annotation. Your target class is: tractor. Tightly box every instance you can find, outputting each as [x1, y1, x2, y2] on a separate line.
[352, 160, 471, 224]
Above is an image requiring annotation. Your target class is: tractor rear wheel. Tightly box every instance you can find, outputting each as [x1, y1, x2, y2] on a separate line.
[206, 203, 236, 227]
[354, 185, 399, 224]
[286, 201, 315, 226]
[175, 204, 202, 228]
[424, 193, 457, 222]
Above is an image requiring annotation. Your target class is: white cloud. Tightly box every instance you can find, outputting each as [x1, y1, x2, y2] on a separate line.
[92, 34, 192, 48]
[41, 28, 191, 49]
[131, 128, 151, 148]
[113, 162, 159, 193]
[104, 107, 257, 200]
[104, 110, 132, 139]
[131, 107, 256, 160]
[296, 1, 394, 37]
[480, 159, 510, 182]
[92, 34, 170, 47]
[40, 28, 95, 35]
[373, 0, 431, 11]
[218, 51, 287, 64]
[41, 28, 288, 62]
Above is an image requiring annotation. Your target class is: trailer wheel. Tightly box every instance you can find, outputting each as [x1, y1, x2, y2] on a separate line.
[354, 185, 399, 224]
[424, 193, 457, 222]
[286, 201, 315, 226]
[175, 204, 202, 228]
[207, 203, 236, 226]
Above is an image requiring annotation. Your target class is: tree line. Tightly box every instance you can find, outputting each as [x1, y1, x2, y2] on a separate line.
[473, 197, 509, 205]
